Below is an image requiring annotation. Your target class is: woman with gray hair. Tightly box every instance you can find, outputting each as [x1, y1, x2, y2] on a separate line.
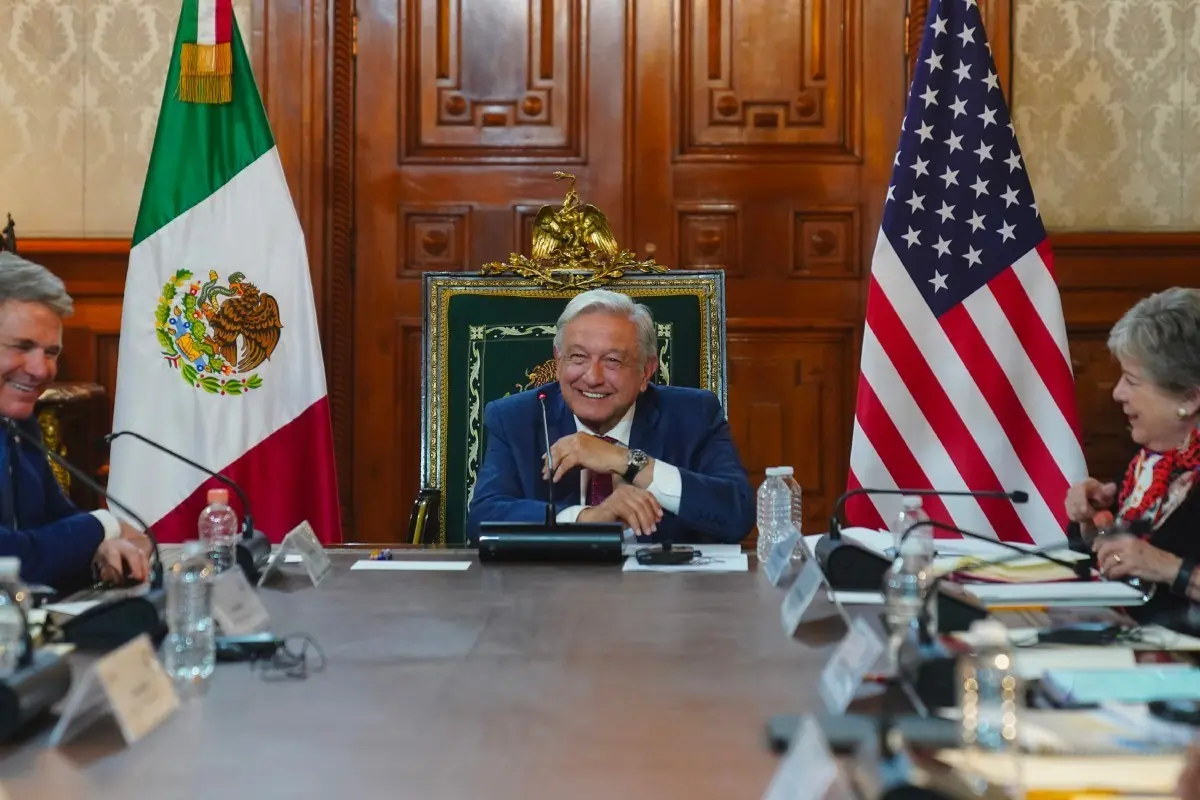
[1065, 287, 1200, 620]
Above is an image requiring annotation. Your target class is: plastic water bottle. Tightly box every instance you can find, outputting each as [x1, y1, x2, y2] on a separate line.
[756, 468, 794, 565]
[958, 619, 1023, 796]
[892, 495, 932, 564]
[881, 545, 936, 671]
[0, 558, 27, 676]
[778, 467, 805, 561]
[198, 487, 238, 574]
[163, 541, 216, 695]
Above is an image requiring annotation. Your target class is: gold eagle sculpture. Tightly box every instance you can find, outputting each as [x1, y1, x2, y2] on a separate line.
[206, 272, 283, 373]
[482, 172, 664, 290]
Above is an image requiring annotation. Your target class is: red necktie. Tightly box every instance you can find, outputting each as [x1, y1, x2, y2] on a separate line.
[586, 436, 619, 506]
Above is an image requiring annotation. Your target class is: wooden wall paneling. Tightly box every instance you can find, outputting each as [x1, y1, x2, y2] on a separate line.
[727, 320, 857, 537]
[352, 0, 628, 543]
[633, 0, 905, 544]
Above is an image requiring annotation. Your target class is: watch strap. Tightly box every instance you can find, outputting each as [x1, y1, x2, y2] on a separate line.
[1173, 557, 1197, 596]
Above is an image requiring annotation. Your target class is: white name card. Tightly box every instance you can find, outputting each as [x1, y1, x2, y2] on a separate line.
[818, 616, 886, 714]
[780, 558, 824, 638]
[49, 634, 179, 747]
[257, 521, 332, 588]
[762, 715, 841, 800]
[764, 531, 800, 586]
[213, 567, 271, 635]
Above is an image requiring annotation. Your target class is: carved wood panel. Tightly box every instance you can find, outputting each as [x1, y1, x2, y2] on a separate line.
[680, 0, 859, 157]
[402, 0, 582, 161]
[727, 324, 856, 537]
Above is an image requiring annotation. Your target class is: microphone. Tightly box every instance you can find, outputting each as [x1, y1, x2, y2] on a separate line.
[815, 486, 1029, 589]
[104, 430, 271, 582]
[5, 419, 167, 650]
[476, 389, 624, 564]
[0, 586, 72, 742]
[537, 391, 556, 527]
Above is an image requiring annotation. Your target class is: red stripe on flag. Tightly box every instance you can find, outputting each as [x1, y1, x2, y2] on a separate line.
[988, 266, 1082, 445]
[216, 0, 233, 43]
[1036, 239, 1057, 280]
[844, 469, 888, 532]
[866, 280, 1033, 543]
[147, 397, 342, 544]
[849, 374, 955, 532]
[938, 299, 1067, 531]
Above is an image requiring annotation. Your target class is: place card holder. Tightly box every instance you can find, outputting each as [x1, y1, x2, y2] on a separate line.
[764, 531, 801, 586]
[213, 568, 271, 635]
[817, 617, 887, 714]
[257, 521, 332, 588]
[49, 634, 179, 747]
[781, 557, 826, 638]
[763, 714, 856, 800]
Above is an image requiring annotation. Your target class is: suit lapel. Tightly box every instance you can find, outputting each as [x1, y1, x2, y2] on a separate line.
[547, 387, 583, 507]
[628, 386, 660, 455]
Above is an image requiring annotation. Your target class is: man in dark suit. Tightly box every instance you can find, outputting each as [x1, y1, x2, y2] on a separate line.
[467, 288, 754, 544]
[0, 252, 151, 591]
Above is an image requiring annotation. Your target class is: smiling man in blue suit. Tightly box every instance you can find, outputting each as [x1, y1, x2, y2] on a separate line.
[467, 289, 754, 545]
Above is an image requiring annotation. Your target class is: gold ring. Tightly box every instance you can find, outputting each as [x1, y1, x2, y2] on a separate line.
[1113, 554, 1123, 564]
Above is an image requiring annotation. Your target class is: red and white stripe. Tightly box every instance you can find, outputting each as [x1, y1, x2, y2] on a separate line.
[846, 231, 1086, 545]
[196, 0, 233, 46]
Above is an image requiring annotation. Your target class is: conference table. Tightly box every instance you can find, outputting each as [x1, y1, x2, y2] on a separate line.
[0, 549, 857, 799]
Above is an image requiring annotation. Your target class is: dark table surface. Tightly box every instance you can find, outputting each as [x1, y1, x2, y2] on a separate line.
[0, 551, 853, 799]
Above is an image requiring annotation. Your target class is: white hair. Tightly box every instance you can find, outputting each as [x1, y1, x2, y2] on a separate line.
[0, 252, 73, 317]
[553, 289, 656, 364]
[1108, 287, 1200, 394]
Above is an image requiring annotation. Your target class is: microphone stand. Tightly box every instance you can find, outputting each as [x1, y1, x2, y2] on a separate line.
[0, 586, 72, 741]
[104, 430, 271, 582]
[816, 487, 1029, 590]
[5, 419, 167, 650]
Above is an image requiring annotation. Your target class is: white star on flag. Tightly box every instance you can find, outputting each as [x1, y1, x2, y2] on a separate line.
[998, 220, 1016, 242]
[963, 245, 982, 266]
[930, 270, 949, 291]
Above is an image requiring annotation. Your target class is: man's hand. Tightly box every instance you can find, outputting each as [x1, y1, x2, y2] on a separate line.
[93, 538, 151, 586]
[545, 433, 627, 483]
[1065, 477, 1117, 536]
[577, 485, 663, 537]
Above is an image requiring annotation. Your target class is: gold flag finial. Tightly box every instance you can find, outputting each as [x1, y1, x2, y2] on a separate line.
[482, 172, 665, 290]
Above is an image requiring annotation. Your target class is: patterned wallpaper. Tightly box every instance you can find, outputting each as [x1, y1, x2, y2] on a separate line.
[0, 0, 252, 238]
[1012, 0, 1199, 230]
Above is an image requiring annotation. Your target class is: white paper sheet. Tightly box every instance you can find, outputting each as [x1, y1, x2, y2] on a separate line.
[828, 591, 885, 605]
[349, 560, 472, 571]
[266, 553, 304, 564]
[622, 553, 748, 573]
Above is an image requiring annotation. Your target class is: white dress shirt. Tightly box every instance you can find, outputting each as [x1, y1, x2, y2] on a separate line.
[555, 403, 683, 522]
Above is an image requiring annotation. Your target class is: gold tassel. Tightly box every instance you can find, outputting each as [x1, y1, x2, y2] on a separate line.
[177, 42, 233, 104]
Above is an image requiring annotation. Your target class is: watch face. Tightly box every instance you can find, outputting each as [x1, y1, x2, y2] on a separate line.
[629, 449, 649, 468]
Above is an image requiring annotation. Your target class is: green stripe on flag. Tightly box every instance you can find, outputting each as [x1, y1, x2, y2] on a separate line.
[132, 1, 275, 248]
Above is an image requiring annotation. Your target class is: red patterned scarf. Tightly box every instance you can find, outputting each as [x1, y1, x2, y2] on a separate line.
[1118, 428, 1200, 528]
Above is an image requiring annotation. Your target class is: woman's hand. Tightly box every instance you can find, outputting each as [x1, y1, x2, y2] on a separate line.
[1065, 477, 1117, 537]
[1094, 534, 1181, 584]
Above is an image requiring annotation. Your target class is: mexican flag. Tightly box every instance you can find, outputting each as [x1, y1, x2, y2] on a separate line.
[108, 0, 341, 544]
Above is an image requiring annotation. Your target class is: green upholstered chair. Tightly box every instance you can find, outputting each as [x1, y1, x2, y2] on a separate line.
[414, 267, 728, 547]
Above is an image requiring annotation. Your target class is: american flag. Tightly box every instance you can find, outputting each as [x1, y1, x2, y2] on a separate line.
[845, 0, 1086, 545]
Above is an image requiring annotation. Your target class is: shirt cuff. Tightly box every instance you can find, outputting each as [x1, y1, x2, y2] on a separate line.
[647, 461, 683, 515]
[556, 505, 586, 524]
[90, 509, 121, 540]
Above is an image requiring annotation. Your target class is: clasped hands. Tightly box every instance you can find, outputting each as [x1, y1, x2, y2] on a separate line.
[542, 433, 662, 537]
[1065, 477, 1180, 584]
[93, 520, 154, 586]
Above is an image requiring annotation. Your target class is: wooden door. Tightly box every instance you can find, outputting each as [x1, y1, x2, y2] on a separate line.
[353, 0, 908, 543]
[353, 0, 630, 542]
[630, 0, 905, 535]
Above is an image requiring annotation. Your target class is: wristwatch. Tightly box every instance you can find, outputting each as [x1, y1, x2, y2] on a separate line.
[623, 448, 650, 483]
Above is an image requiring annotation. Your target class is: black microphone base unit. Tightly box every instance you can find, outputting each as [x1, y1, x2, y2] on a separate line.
[0, 649, 72, 742]
[60, 589, 167, 652]
[477, 522, 625, 564]
[815, 535, 893, 590]
[236, 528, 273, 582]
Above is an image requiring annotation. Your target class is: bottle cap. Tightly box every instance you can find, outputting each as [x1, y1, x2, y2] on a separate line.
[967, 618, 1008, 647]
[0, 557, 19, 578]
[207, 488, 230, 505]
[765, 467, 792, 477]
[901, 495, 924, 508]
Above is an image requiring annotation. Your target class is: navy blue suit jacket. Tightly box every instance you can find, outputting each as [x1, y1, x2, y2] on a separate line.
[0, 421, 103, 592]
[467, 384, 754, 545]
